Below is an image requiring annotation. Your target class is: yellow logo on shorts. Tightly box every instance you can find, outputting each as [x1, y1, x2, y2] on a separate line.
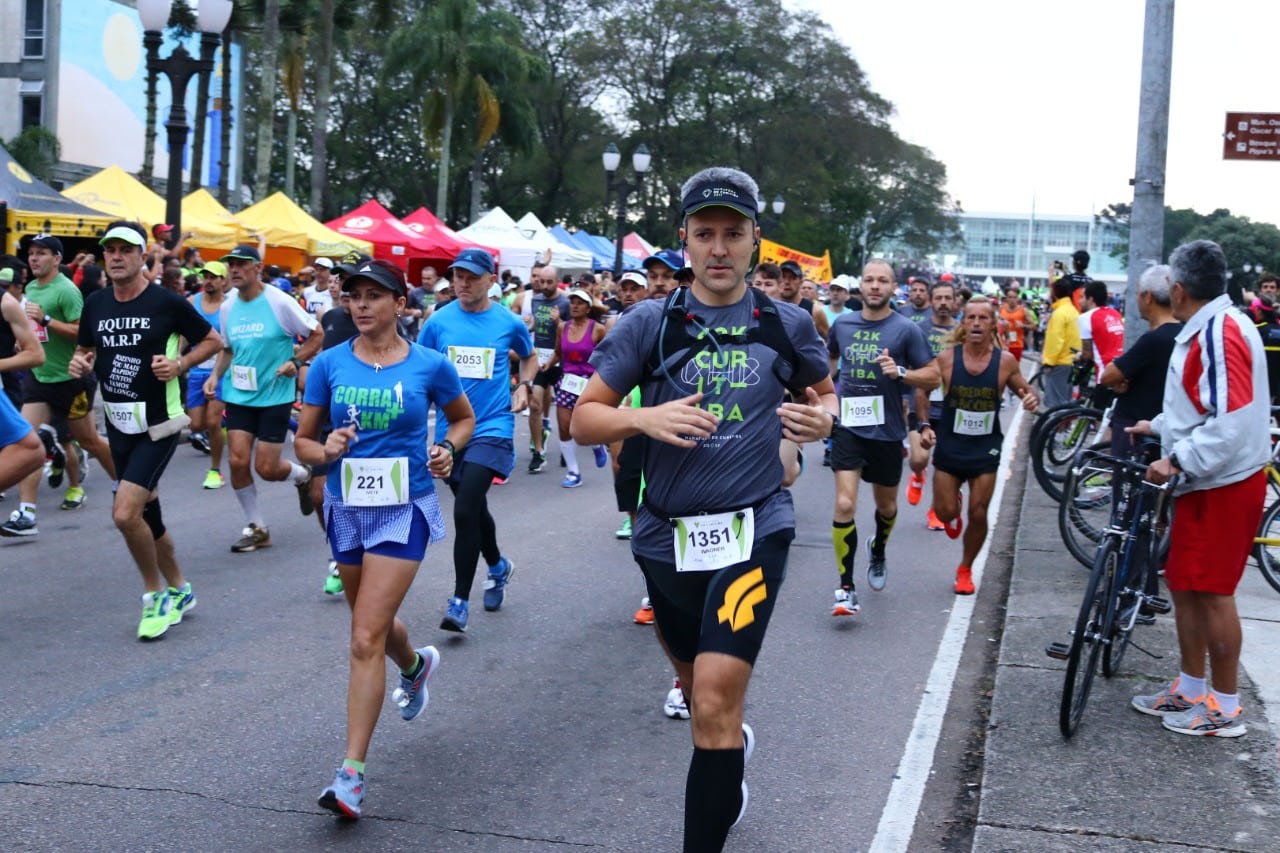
[717, 567, 767, 632]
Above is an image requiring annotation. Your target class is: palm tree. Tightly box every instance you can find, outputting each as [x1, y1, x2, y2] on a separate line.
[384, 0, 540, 223]
[252, 0, 280, 201]
[308, 0, 335, 215]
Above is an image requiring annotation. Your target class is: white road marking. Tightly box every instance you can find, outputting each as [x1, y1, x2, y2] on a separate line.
[868, 405, 1026, 852]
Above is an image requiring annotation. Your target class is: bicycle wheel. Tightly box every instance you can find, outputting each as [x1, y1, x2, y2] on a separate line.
[1255, 497, 1280, 594]
[1103, 532, 1143, 677]
[1033, 407, 1105, 502]
[1059, 542, 1111, 738]
[1059, 452, 1113, 568]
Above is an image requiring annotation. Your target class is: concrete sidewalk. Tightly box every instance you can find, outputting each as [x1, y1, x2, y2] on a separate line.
[974, 446, 1280, 851]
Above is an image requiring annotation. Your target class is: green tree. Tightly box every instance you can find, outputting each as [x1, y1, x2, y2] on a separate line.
[3, 126, 60, 181]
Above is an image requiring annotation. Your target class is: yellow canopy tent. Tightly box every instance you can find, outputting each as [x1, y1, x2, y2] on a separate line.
[181, 189, 255, 252]
[236, 192, 371, 271]
[0, 143, 116, 252]
[62, 166, 240, 250]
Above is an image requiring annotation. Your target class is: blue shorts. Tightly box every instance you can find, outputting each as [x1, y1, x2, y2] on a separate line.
[447, 436, 515, 485]
[331, 507, 431, 565]
[186, 370, 222, 410]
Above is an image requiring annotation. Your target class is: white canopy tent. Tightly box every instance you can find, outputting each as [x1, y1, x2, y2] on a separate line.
[456, 207, 590, 283]
[515, 211, 594, 275]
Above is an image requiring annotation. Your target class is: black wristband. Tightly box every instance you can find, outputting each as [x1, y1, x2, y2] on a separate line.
[435, 440, 456, 458]
[916, 422, 932, 432]
[289, 356, 303, 368]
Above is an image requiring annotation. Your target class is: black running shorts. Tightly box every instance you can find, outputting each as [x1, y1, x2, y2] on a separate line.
[108, 430, 179, 491]
[224, 402, 294, 444]
[830, 428, 904, 487]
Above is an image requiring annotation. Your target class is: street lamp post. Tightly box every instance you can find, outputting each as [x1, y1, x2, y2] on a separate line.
[602, 142, 650, 276]
[755, 194, 785, 236]
[137, 0, 232, 243]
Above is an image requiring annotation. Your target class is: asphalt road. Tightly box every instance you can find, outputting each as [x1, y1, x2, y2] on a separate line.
[0, 416, 1000, 851]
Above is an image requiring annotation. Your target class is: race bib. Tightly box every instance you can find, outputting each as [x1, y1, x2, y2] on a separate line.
[536, 347, 554, 366]
[840, 395, 885, 428]
[30, 316, 47, 344]
[560, 373, 588, 397]
[954, 408, 995, 436]
[231, 364, 258, 391]
[448, 345, 495, 379]
[341, 457, 409, 506]
[103, 400, 148, 435]
[929, 386, 944, 403]
[674, 508, 754, 573]
[1007, 330, 1018, 342]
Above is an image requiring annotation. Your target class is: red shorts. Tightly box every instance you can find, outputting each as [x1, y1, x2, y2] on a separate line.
[1007, 345, 1024, 363]
[1163, 470, 1266, 595]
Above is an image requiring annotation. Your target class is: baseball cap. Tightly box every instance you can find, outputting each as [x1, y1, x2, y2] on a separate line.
[618, 271, 648, 288]
[939, 272, 955, 283]
[642, 249, 684, 271]
[675, 266, 695, 283]
[98, 225, 146, 247]
[0, 268, 13, 283]
[200, 260, 227, 277]
[449, 248, 495, 276]
[503, 280, 520, 291]
[680, 179, 758, 220]
[566, 288, 602, 309]
[434, 280, 451, 293]
[780, 260, 803, 277]
[314, 257, 335, 269]
[341, 260, 407, 297]
[828, 275, 850, 291]
[221, 244, 262, 263]
[153, 223, 174, 235]
[29, 233, 64, 255]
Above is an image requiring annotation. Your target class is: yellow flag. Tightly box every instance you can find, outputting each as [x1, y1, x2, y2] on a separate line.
[759, 239, 833, 283]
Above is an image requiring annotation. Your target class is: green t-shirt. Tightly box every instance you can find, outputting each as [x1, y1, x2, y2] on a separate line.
[25, 273, 83, 383]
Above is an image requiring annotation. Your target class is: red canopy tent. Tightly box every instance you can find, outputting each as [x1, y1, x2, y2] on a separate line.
[324, 200, 447, 283]
[401, 207, 502, 274]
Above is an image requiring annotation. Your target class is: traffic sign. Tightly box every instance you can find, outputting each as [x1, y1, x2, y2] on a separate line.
[1223, 112, 1280, 160]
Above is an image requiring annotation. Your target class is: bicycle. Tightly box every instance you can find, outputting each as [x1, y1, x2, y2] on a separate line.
[1046, 449, 1173, 738]
[1031, 395, 1112, 503]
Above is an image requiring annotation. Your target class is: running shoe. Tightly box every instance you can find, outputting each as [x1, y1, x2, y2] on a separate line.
[1161, 695, 1246, 738]
[483, 557, 514, 611]
[138, 590, 172, 640]
[324, 561, 343, 596]
[440, 597, 469, 632]
[942, 515, 963, 540]
[492, 475, 509, 485]
[561, 472, 583, 488]
[616, 516, 632, 540]
[822, 444, 831, 467]
[733, 723, 753, 828]
[202, 469, 224, 490]
[392, 645, 441, 721]
[167, 583, 197, 624]
[954, 565, 975, 595]
[593, 444, 608, 468]
[39, 425, 64, 487]
[926, 508, 945, 531]
[1131, 679, 1203, 717]
[60, 486, 86, 510]
[189, 431, 211, 454]
[633, 596, 654, 624]
[296, 465, 315, 516]
[0, 509, 37, 537]
[906, 472, 925, 506]
[664, 678, 690, 720]
[832, 588, 860, 617]
[528, 451, 547, 474]
[542, 419, 552, 448]
[318, 766, 365, 819]
[866, 540, 887, 592]
[75, 443, 89, 482]
[230, 523, 271, 553]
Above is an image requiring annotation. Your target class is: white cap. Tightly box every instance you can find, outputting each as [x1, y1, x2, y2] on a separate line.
[618, 271, 648, 288]
[434, 280, 450, 293]
[314, 257, 335, 269]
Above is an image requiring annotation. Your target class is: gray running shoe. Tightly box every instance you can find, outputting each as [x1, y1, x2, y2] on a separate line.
[1131, 679, 1201, 717]
[1162, 696, 1246, 738]
[832, 588, 860, 616]
[866, 540, 887, 592]
[230, 523, 271, 553]
[0, 509, 37, 537]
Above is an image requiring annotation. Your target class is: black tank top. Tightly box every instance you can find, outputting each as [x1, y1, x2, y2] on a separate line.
[935, 345, 1002, 471]
[0, 301, 20, 405]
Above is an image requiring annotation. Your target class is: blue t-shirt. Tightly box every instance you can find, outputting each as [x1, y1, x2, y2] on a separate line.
[417, 300, 532, 442]
[303, 339, 464, 498]
[220, 285, 318, 407]
[0, 389, 32, 446]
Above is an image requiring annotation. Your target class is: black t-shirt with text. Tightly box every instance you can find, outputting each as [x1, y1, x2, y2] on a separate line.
[79, 284, 213, 430]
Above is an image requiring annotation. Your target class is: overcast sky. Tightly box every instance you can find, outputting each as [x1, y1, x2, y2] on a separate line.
[794, 1, 1277, 222]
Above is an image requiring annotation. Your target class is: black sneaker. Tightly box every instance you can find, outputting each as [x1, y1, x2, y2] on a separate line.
[189, 432, 211, 455]
[528, 451, 547, 474]
[296, 466, 315, 516]
[40, 425, 65, 487]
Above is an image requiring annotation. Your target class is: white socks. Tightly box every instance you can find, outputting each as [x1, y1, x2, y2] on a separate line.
[560, 438, 580, 475]
[234, 484, 265, 527]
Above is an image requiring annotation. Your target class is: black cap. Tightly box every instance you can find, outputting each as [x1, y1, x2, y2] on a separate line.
[780, 260, 803, 277]
[341, 260, 407, 297]
[680, 180, 758, 220]
[29, 233, 64, 255]
[221, 244, 262, 263]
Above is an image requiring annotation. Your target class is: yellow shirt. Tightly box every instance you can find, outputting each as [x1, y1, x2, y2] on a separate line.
[1043, 297, 1081, 366]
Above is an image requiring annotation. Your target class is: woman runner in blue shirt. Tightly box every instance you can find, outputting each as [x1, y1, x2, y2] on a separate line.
[295, 259, 475, 820]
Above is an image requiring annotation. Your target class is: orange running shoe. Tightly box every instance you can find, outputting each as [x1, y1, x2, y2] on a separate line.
[907, 473, 925, 505]
[926, 508, 945, 531]
[955, 565, 975, 595]
[943, 515, 964, 540]
[633, 596, 655, 625]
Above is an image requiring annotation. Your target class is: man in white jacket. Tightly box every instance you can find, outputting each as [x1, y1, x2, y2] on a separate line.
[1128, 240, 1270, 738]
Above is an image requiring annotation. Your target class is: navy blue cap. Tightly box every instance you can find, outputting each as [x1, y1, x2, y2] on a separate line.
[642, 249, 685, 271]
[29, 233, 64, 255]
[449, 248, 495, 276]
[680, 180, 758, 220]
[221, 244, 262, 263]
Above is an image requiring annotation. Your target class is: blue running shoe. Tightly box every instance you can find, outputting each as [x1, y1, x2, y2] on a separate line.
[393, 646, 440, 721]
[318, 766, 364, 819]
[440, 597, 469, 632]
[561, 472, 583, 488]
[593, 444, 608, 468]
[483, 557, 514, 611]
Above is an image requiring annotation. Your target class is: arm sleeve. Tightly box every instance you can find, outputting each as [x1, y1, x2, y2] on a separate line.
[588, 307, 648, 397]
[417, 316, 436, 349]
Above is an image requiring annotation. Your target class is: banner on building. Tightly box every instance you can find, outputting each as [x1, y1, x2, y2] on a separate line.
[759, 239, 833, 283]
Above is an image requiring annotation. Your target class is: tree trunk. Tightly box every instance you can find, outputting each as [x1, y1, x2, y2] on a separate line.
[218, 30, 233, 206]
[469, 147, 483, 225]
[189, 34, 216, 192]
[436, 94, 454, 223]
[310, 0, 335, 217]
[284, 109, 296, 199]
[253, 0, 281, 202]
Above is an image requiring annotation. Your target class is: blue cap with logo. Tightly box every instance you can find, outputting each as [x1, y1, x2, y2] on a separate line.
[642, 249, 685, 272]
[449, 248, 495, 276]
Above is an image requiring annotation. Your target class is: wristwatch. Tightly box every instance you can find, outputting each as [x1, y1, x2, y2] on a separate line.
[289, 356, 304, 368]
[1168, 451, 1182, 471]
[521, 380, 534, 391]
[40, 314, 52, 327]
[896, 365, 907, 380]
[916, 422, 932, 432]
[435, 439, 456, 457]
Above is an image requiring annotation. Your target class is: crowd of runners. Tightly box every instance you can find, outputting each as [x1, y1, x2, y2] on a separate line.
[0, 166, 1266, 850]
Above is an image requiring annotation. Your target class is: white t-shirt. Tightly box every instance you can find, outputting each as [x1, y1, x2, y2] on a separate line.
[303, 285, 333, 316]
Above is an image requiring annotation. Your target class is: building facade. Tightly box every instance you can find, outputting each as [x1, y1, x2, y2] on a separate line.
[955, 211, 1127, 288]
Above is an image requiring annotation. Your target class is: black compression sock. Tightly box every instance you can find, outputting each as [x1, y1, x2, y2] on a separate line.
[683, 746, 745, 853]
[872, 511, 897, 558]
[832, 519, 857, 588]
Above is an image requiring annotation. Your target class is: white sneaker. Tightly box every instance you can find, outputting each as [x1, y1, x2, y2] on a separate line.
[663, 678, 690, 720]
[832, 588, 860, 616]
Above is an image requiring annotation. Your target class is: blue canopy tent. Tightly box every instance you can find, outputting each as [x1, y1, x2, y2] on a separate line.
[550, 224, 642, 272]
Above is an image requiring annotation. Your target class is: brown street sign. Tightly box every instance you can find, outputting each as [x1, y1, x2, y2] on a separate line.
[1224, 112, 1280, 160]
